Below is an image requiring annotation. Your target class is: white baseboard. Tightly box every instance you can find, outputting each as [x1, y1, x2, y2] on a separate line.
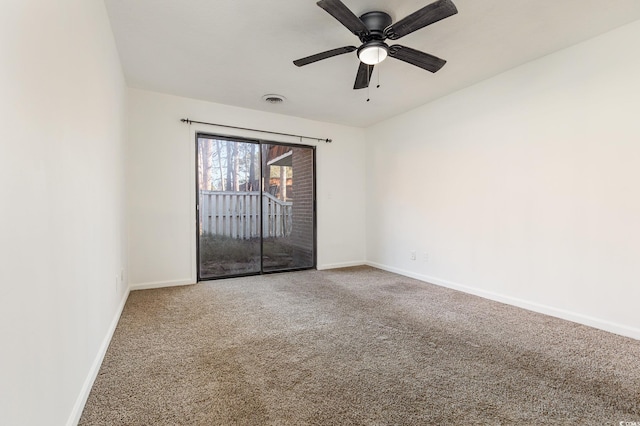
[366, 261, 640, 341]
[66, 288, 130, 426]
[317, 260, 366, 271]
[130, 278, 196, 291]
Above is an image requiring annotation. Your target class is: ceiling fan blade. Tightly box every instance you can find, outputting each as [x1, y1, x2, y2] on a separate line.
[293, 46, 357, 67]
[388, 45, 446, 73]
[385, 0, 458, 40]
[317, 0, 370, 38]
[353, 62, 374, 90]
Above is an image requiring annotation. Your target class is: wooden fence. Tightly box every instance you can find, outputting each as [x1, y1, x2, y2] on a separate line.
[199, 191, 292, 239]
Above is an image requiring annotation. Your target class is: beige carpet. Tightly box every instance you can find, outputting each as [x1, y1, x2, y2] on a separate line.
[80, 266, 640, 425]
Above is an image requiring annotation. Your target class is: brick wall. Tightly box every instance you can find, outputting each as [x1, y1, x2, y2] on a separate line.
[290, 147, 315, 267]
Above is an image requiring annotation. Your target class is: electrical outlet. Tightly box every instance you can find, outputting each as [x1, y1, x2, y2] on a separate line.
[423, 252, 429, 263]
[410, 250, 416, 261]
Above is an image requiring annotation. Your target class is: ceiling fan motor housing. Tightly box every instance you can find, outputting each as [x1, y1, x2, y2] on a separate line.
[358, 11, 392, 42]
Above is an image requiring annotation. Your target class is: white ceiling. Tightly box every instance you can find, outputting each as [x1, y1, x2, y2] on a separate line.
[104, 0, 640, 127]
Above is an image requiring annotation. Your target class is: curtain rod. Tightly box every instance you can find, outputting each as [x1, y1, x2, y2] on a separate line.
[181, 118, 332, 143]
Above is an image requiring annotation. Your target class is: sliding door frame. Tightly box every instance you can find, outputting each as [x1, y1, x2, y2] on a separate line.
[195, 132, 316, 281]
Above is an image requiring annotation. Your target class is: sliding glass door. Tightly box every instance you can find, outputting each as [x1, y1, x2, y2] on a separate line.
[197, 136, 261, 279]
[197, 134, 315, 280]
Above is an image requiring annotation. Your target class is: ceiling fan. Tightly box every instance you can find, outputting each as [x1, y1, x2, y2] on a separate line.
[293, 0, 458, 89]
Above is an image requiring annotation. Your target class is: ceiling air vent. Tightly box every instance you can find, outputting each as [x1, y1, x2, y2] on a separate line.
[262, 94, 286, 104]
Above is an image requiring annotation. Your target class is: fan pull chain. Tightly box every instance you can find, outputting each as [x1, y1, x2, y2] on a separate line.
[366, 64, 371, 102]
[366, 64, 381, 102]
[377, 49, 381, 88]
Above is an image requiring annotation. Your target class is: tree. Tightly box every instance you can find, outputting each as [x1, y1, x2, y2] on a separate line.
[198, 138, 213, 190]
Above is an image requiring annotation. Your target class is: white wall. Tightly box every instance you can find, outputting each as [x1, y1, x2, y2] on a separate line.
[127, 89, 366, 289]
[366, 20, 640, 339]
[0, 1, 128, 425]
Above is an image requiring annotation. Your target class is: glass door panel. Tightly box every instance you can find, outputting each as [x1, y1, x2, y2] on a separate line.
[262, 144, 315, 272]
[197, 136, 261, 279]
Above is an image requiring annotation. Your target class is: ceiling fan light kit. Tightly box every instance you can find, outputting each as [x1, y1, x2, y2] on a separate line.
[358, 41, 388, 65]
[293, 0, 458, 89]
